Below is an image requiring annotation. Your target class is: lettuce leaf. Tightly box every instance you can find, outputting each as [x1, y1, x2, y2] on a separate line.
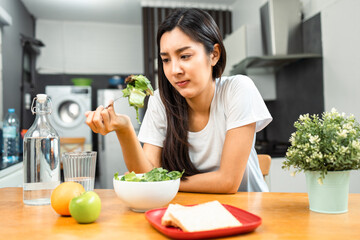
[114, 168, 184, 182]
[122, 75, 153, 124]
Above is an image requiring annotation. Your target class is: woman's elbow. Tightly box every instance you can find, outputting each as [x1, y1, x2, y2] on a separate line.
[220, 178, 240, 194]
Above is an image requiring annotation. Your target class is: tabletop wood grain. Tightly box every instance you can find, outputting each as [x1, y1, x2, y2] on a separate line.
[0, 188, 359, 239]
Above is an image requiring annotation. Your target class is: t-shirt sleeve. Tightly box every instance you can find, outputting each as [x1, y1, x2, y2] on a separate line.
[224, 75, 272, 132]
[137, 90, 166, 147]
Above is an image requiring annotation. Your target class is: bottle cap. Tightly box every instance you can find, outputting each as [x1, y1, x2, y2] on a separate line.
[36, 94, 47, 103]
[8, 108, 15, 113]
[31, 94, 52, 115]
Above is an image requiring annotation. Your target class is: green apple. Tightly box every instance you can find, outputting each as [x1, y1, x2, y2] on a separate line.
[69, 191, 101, 224]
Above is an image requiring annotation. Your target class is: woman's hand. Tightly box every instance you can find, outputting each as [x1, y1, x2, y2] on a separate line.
[85, 102, 132, 135]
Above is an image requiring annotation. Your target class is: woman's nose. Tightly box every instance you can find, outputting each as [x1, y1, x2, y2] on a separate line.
[171, 60, 183, 75]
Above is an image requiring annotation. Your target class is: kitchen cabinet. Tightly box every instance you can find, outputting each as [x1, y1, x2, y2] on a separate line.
[36, 20, 144, 75]
[228, 53, 322, 102]
[230, 53, 322, 75]
[0, 6, 12, 26]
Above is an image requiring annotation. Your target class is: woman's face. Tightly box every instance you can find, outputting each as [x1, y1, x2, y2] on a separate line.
[159, 27, 219, 100]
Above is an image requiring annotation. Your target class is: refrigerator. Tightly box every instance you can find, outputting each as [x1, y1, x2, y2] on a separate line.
[96, 89, 142, 189]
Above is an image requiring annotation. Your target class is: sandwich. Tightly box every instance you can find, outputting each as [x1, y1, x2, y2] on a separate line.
[161, 200, 242, 232]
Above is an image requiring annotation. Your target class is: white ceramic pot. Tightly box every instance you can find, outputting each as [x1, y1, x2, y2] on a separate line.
[305, 170, 350, 214]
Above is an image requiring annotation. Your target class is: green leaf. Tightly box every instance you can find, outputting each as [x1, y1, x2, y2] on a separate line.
[114, 172, 119, 180]
[120, 75, 153, 124]
[119, 168, 184, 182]
[123, 171, 141, 182]
[132, 75, 154, 95]
[128, 88, 146, 108]
[122, 87, 131, 98]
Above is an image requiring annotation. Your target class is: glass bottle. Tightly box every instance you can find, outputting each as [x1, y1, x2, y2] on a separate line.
[23, 94, 60, 205]
[2, 108, 20, 164]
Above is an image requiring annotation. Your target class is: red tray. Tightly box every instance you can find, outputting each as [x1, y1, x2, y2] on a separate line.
[145, 204, 262, 239]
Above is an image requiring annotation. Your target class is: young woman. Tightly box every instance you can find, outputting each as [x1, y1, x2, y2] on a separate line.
[85, 8, 272, 193]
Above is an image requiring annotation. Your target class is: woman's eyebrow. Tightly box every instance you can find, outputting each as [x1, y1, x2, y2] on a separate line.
[160, 46, 191, 56]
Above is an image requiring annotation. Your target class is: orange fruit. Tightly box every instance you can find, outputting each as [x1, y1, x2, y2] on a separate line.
[51, 182, 85, 216]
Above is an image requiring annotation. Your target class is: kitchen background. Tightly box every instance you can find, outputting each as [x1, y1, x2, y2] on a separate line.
[0, 0, 359, 192]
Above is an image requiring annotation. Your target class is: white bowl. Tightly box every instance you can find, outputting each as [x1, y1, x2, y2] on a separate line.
[113, 174, 180, 212]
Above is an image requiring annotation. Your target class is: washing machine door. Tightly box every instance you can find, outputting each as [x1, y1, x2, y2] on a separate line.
[51, 95, 87, 129]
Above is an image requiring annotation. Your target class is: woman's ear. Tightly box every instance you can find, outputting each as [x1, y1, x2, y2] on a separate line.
[210, 43, 221, 66]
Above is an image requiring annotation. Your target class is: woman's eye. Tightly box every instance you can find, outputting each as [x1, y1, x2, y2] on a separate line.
[161, 58, 169, 63]
[181, 55, 191, 60]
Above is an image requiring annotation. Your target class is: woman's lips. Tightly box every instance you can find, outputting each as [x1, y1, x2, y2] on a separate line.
[176, 80, 190, 87]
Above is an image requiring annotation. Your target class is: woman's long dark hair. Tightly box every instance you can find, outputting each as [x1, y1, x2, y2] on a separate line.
[157, 8, 227, 178]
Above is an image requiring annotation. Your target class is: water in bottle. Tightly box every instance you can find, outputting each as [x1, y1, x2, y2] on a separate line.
[2, 108, 19, 164]
[23, 94, 60, 205]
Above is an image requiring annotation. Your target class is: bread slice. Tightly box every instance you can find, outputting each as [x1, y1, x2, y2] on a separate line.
[161, 204, 188, 227]
[164, 200, 242, 232]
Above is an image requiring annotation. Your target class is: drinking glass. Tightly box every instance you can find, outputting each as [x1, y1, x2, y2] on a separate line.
[62, 151, 97, 191]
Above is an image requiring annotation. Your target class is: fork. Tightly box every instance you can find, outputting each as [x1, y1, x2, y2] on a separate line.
[105, 96, 122, 109]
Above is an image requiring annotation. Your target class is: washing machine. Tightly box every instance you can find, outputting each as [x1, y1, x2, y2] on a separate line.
[45, 86, 92, 149]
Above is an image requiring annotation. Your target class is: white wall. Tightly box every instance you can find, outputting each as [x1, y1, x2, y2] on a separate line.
[231, 0, 268, 31]
[36, 20, 144, 75]
[321, 0, 360, 121]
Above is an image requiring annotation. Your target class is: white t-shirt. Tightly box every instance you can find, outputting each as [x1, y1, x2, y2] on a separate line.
[138, 75, 273, 192]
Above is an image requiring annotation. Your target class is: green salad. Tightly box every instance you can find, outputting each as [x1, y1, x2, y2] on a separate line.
[122, 74, 154, 124]
[114, 167, 184, 182]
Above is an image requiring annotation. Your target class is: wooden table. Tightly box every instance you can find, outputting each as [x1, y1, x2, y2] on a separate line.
[1, 188, 359, 239]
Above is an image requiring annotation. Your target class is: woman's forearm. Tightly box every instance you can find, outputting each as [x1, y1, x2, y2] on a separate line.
[179, 170, 243, 194]
[115, 127, 154, 173]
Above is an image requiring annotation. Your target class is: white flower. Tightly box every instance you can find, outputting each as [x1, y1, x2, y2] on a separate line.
[290, 172, 296, 177]
[330, 108, 339, 117]
[337, 129, 348, 138]
[352, 140, 360, 150]
[311, 151, 323, 159]
[309, 135, 320, 144]
[340, 146, 349, 154]
[299, 114, 309, 122]
[317, 178, 323, 185]
[329, 155, 336, 162]
[349, 129, 357, 135]
[289, 132, 296, 143]
[343, 123, 352, 130]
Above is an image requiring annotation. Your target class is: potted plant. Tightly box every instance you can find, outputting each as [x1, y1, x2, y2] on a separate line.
[283, 108, 360, 213]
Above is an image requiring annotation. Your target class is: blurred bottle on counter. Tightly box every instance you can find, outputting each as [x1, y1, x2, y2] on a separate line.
[23, 94, 60, 206]
[108, 75, 125, 89]
[2, 108, 20, 164]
